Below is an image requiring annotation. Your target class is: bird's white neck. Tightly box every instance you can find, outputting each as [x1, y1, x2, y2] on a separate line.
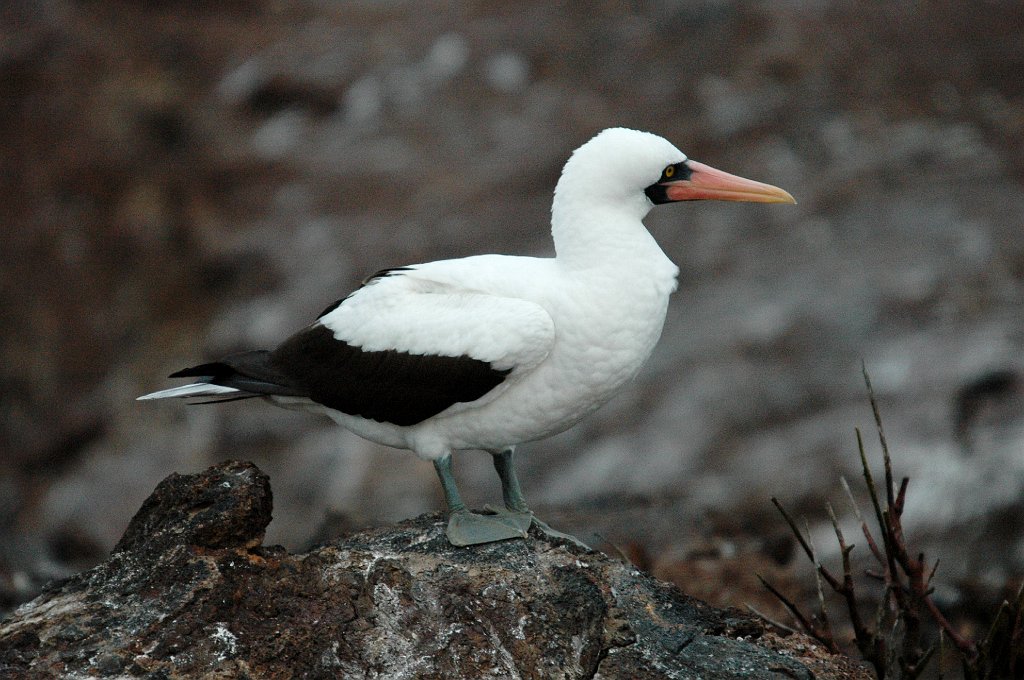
[550, 191, 671, 273]
[546, 127, 683, 287]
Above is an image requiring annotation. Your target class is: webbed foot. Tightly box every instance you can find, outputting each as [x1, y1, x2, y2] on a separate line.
[531, 516, 591, 550]
[445, 509, 529, 546]
[484, 504, 590, 550]
[483, 504, 534, 532]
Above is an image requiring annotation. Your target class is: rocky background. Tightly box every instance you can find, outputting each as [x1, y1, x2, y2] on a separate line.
[2, 0, 1023, 656]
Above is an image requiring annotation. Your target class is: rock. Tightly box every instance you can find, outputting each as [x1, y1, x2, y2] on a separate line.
[111, 459, 273, 556]
[0, 461, 870, 679]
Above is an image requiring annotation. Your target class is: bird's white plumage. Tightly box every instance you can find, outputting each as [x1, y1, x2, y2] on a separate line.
[144, 128, 695, 460]
[319, 265, 556, 371]
[268, 128, 687, 458]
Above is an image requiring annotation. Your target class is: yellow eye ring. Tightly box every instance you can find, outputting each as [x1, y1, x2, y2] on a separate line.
[664, 165, 675, 178]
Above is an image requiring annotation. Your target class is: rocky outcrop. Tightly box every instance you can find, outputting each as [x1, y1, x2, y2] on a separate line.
[0, 461, 868, 679]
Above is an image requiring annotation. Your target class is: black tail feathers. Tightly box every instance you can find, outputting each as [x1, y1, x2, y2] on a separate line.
[170, 351, 307, 398]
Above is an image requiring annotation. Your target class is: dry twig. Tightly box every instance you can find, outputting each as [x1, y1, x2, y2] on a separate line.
[761, 366, 1023, 679]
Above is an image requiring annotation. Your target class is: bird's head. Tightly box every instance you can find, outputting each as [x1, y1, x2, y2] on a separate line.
[554, 127, 795, 220]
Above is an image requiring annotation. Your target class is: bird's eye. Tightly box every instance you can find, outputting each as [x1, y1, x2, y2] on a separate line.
[664, 165, 676, 179]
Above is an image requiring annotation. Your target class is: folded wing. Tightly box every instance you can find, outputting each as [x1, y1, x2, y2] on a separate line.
[141, 271, 557, 428]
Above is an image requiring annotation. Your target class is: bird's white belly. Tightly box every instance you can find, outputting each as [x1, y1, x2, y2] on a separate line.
[418, 274, 673, 455]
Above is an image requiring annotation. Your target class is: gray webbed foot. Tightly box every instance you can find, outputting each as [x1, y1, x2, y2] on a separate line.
[484, 504, 590, 550]
[530, 516, 591, 550]
[483, 504, 534, 533]
[445, 509, 529, 546]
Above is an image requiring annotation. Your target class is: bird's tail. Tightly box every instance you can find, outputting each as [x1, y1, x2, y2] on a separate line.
[137, 382, 247, 402]
[137, 350, 307, 404]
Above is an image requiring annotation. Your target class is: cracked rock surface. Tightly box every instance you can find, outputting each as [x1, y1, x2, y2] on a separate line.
[0, 461, 869, 679]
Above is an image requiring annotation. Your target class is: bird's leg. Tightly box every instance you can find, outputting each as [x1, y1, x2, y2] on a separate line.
[485, 448, 534, 532]
[493, 448, 530, 513]
[487, 448, 590, 549]
[432, 454, 528, 547]
[433, 453, 467, 513]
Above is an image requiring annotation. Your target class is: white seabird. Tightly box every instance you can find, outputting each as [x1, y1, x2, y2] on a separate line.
[139, 127, 795, 546]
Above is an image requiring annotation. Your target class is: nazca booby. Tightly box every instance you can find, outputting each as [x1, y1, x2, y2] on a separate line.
[139, 127, 795, 546]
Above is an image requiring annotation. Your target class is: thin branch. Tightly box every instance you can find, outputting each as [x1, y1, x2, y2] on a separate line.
[923, 593, 977, 659]
[771, 497, 843, 592]
[807, 517, 838, 650]
[746, 603, 801, 636]
[839, 475, 862, 522]
[771, 497, 814, 563]
[826, 502, 873, 654]
[938, 629, 948, 680]
[895, 476, 909, 515]
[757, 574, 820, 640]
[926, 559, 940, 589]
[874, 582, 892, 669]
[842, 472, 886, 566]
[860, 362, 895, 509]
[856, 427, 889, 568]
[908, 643, 937, 680]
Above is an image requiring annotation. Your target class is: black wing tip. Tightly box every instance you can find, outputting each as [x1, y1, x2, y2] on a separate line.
[316, 299, 345, 319]
[168, 352, 276, 380]
[168, 363, 220, 379]
[361, 266, 413, 286]
[168, 368, 206, 379]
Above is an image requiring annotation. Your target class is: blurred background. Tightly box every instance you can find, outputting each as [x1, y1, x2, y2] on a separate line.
[2, 0, 1023, 641]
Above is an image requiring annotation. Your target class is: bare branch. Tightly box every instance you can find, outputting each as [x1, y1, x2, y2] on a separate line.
[771, 497, 814, 563]
[855, 428, 888, 567]
[807, 517, 837, 647]
[761, 366, 1016, 678]
[907, 642, 937, 680]
[860, 362, 895, 509]
[926, 559, 940, 589]
[746, 603, 801, 636]
[757, 574, 824, 643]
[839, 475, 861, 521]
[772, 497, 844, 592]
[923, 592, 976, 658]
[826, 502, 874, 655]
[895, 477, 909, 515]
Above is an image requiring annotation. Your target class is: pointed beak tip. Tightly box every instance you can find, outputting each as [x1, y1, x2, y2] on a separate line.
[775, 191, 798, 205]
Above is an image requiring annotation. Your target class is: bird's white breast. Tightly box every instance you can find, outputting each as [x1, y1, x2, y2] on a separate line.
[401, 247, 679, 454]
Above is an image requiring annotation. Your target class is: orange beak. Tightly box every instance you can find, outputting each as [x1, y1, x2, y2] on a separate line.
[663, 160, 796, 204]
